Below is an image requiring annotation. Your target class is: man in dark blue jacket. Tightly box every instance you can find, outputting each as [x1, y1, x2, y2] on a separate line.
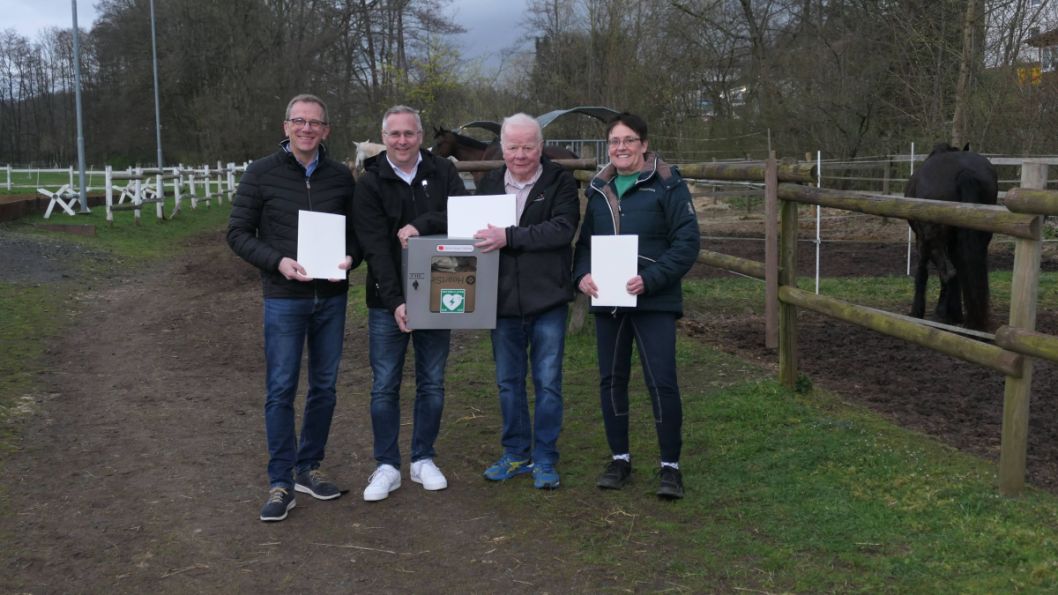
[474, 113, 580, 489]
[227, 94, 359, 521]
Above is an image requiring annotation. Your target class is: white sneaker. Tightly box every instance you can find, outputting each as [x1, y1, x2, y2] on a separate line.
[410, 458, 448, 491]
[363, 464, 401, 501]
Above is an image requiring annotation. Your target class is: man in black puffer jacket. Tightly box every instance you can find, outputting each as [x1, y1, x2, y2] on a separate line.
[353, 105, 467, 503]
[227, 94, 359, 522]
[473, 113, 579, 490]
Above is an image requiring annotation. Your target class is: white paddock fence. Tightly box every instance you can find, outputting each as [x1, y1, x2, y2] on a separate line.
[11, 161, 249, 224]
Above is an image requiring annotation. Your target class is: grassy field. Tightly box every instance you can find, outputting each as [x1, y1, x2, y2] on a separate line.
[0, 169, 106, 195]
[3, 205, 1058, 591]
[0, 169, 230, 199]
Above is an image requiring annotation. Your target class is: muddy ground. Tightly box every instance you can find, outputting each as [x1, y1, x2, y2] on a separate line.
[1, 203, 1057, 591]
[0, 231, 619, 593]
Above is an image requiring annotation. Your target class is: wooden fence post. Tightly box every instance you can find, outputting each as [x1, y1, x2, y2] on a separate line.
[999, 162, 1046, 496]
[567, 186, 589, 335]
[778, 174, 799, 388]
[765, 152, 779, 350]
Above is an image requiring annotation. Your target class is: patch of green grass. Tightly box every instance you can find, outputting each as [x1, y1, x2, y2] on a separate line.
[436, 307, 1058, 592]
[0, 170, 100, 195]
[7, 196, 232, 263]
[0, 284, 69, 452]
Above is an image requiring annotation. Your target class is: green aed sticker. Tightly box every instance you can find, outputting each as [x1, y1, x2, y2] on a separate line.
[439, 288, 466, 313]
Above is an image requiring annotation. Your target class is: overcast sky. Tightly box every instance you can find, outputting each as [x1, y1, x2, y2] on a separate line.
[0, 0, 529, 69]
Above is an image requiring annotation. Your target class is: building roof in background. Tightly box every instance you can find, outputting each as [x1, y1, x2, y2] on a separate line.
[535, 106, 619, 129]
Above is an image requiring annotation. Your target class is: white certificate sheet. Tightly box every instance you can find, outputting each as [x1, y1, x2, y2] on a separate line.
[591, 235, 638, 307]
[447, 194, 517, 239]
[297, 210, 346, 279]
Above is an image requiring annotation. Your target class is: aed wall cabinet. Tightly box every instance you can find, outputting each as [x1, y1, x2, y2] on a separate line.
[403, 236, 499, 329]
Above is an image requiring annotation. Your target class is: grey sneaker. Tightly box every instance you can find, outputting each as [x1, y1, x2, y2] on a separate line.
[259, 487, 296, 522]
[295, 469, 341, 500]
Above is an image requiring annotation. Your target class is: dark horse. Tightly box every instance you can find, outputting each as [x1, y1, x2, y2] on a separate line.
[904, 143, 998, 331]
[432, 128, 495, 162]
[432, 127, 579, 180]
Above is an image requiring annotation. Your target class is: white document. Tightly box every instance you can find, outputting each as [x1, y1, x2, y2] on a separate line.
[447, 194, 517, 239]
[591, 235, 638, 307]
[297, 210, 346, 279]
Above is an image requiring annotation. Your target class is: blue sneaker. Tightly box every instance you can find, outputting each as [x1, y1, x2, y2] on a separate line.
[483, 454, 532, 481]
[533, 463, 560, 490]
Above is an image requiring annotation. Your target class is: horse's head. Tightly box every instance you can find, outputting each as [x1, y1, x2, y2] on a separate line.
[432, 128, 456, 158]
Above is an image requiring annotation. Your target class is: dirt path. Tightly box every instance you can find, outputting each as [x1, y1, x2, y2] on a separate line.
[1, 232, 611, 592]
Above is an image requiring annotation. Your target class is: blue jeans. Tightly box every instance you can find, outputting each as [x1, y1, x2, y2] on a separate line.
[594, 311, 682, 463]
[263, 294, 347, 489]
[490, 304, 567, 466]
[368, 308, 451, 468]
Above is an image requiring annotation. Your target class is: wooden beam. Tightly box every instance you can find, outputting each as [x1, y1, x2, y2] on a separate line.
[1003, 187, 1058, 217]
[778, 188, 799, 387]
[697, 249, 766, 279]
[778, 184, 1039, 239]
[779, 286, 1023, 377]
[999, 162, 1046, 497]
[675, 161, 815, 183]
[996, 326, 1058, 365]
[453, 158, 597, 173]
[765, 153, 780, 350]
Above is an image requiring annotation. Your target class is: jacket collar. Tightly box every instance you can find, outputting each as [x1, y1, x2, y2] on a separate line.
[279, 138, 328, 162]
[364, 148, 436, 182]
[590, 151, 669, 192]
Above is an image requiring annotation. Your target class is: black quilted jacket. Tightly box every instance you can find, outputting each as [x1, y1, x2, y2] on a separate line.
[227, 141, 359, 298]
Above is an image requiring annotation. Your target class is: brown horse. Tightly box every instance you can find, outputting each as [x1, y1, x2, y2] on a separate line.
[432, 128, 493, 161]
[431, 127, 579, 171]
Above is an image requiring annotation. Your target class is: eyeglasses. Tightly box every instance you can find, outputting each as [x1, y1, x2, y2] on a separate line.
[383, 130, 421, 139]
[607, 137, 641, 148]
[287, 118, 328, 130]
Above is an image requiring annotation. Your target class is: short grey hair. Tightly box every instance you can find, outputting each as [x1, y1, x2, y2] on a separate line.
[381, 105, 423, 132]
[286, 94, 328, 123]
[500, 113, 543, 145]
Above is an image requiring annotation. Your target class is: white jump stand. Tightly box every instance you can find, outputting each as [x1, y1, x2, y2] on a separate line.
[40, 184, 81, 218]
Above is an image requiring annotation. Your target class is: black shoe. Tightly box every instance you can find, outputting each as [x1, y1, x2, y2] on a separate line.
[596, 459, 632, 489]
[260, 487, 296, 521]
[657, 466, 684, 500]
[295, 469, 341, 500]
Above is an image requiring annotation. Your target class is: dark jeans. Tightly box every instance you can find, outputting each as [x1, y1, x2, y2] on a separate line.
[368, 307, 450, 468]
[263, 294, 347, 489]
[594, 311, 682, 463]
[490, 304, 567, 466]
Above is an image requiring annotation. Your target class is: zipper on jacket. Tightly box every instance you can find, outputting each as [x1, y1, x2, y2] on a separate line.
[305, 177, 318, 299]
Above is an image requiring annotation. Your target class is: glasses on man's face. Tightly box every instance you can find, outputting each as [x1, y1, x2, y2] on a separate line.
[287, 118, 328, 130]
[383, 130, 421, 140]
[607, 137, 641, 148]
